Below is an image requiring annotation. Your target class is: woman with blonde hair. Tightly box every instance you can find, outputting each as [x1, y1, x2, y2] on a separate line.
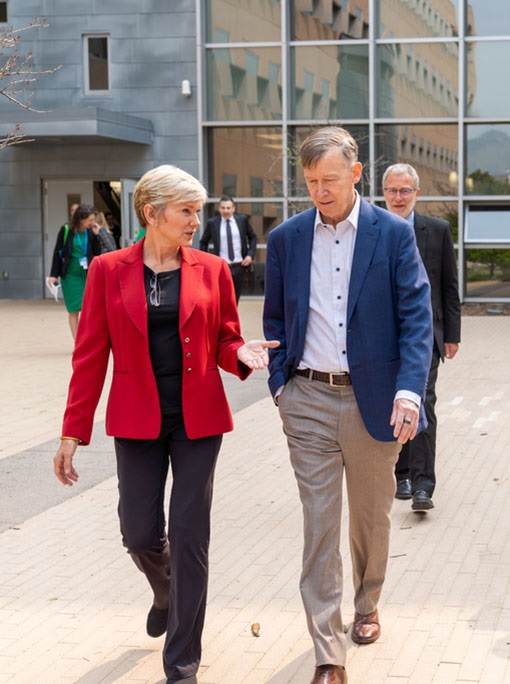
[53, 165, 278, 684]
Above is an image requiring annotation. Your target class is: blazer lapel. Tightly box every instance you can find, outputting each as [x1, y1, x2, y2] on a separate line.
[348, 200, 380, 323]
[118, 240, 148, 337]
[180, 247, 204, 326]
[413, 212, 428, 262]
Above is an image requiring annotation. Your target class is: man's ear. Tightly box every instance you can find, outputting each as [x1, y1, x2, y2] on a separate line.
[353, 161, 363, 185]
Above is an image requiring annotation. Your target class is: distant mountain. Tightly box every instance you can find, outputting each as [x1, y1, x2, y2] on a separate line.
[468, 128, 510, 176]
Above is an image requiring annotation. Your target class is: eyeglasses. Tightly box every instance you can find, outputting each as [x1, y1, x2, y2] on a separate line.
[149, 272, 161, 307]
[383, 187, 417, 198]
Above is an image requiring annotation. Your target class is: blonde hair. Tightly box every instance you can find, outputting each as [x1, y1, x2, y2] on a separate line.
[94, 211, 108, 228]
[300, 126, 359, 169]
[134, 165, 207, 228]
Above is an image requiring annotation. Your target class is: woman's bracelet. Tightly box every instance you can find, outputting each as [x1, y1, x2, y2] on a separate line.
[60, 436, 80, 442]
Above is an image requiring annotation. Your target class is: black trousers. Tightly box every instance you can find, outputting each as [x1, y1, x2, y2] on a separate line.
[396, 348, 440, 495]
[228, 263, 247, 304]
[115, 414, 222, 681]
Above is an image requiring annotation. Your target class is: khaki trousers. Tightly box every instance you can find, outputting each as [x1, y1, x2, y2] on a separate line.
[278, 375, 399, 665]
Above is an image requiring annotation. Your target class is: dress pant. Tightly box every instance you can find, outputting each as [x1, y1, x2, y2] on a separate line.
[115, 414, 222, 681]
[396, 348, 440, 495]
[277, 375, 399, 666]
[228, 262, 246, 304]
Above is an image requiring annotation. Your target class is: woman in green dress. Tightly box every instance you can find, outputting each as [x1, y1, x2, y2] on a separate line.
[49, 204, 101, 340]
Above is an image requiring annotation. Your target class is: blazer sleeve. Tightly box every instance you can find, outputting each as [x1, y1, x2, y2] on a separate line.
[244, 217, 257, 258]
[199, 219, 213, 251]
[263, 228, 288, 396]
[49, 226, 66, 278]
[440, 224, 461, 344]
[61, 257, 111, 445]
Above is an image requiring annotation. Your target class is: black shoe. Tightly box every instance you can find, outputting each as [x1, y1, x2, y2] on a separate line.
[167, 677, 197, 684]
[146, 604, 168, 637]
[412, 490, 434, 511]
[395, 478, 412, 500]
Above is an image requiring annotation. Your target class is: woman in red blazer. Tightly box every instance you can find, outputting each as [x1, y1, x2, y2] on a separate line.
[53, 165, 277, 684]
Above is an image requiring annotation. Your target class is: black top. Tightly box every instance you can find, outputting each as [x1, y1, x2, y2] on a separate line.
[144, 265, 183, 415]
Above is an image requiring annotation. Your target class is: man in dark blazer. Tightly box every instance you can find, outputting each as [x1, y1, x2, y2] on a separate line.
[199, 195, 257, 303]
[263, 128, 433, 684]
[383, 163, 461, 513]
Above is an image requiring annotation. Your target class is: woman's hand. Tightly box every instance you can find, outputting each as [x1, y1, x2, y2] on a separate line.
[53, 439, 80, 486]
[47, 276, 59, 286]
[237, 339, 279, 370]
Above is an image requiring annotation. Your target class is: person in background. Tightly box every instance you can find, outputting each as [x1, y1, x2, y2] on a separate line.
[52, 165, 278, 684]
[263, 127, 432, 684]
[95, 211, 118, 254]
[199, 195, 257, 304]
[105, 211, 122, 249]
[48, 203, 101, 340]
[383, 163, 461, 512]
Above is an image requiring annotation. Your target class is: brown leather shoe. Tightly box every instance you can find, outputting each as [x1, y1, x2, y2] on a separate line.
[310, 664, 348, 684]
[351, 609, 381, 644]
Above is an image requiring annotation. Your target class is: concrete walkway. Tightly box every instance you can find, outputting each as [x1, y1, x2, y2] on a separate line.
[0, 300, 509, 683]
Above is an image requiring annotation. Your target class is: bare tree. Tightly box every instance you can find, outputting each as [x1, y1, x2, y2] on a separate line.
[0, 18, 61, 149]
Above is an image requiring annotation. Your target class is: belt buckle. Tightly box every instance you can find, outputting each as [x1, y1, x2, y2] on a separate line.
[329, 372, 347, 387]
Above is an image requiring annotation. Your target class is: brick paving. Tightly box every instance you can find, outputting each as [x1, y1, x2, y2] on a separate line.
[0, 300, 509, 683]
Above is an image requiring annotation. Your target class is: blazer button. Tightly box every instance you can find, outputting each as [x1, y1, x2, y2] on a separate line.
[186, 367, 192, 373]
[185, 352, 191, 358]
[184, 337, 190, 343]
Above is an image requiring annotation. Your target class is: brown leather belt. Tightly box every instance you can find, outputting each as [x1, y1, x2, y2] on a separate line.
[294, 368, 352, 387]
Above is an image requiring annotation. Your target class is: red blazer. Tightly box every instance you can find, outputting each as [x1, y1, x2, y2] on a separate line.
[62, 240, 251, 444]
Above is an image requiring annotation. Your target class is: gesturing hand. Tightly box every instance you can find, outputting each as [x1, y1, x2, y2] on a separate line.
[237, 339, 279, 370]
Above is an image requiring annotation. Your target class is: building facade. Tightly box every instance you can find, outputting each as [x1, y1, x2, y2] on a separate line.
[1, 0, 509, 300]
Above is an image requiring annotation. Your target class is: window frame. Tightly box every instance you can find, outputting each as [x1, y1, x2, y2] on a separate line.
[83, 33, 111, 95]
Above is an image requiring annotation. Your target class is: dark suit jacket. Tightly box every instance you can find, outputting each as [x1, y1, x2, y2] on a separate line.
[413, 211, 461, 359]
[199, 213, 257, 261]
[62, 240, 251, 445]
[263, 200, 433, 442]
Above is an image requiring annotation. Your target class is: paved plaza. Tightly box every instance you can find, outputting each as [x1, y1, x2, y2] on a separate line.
[0, 299, 509, 683]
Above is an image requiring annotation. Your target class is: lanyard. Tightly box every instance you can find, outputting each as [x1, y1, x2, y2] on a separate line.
[75, 229, 88, 255]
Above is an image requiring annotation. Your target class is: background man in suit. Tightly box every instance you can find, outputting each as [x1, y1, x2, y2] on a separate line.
[263, 127, 432, 684]
[383, 163, 461, 512]
[199, 195, 257, 303]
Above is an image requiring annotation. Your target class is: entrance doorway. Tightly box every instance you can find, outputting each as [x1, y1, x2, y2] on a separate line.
[43, 178, 137, 298]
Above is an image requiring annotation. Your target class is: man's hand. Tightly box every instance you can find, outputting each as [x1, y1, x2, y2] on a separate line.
[390, 398, 419, 444]
[241, 255, 253, 267]
[444, 342, 459, 360]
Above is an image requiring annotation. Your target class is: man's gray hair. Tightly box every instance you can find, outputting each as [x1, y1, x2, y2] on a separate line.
[383, 163, 420, 189]
[300, 126, 358, 169]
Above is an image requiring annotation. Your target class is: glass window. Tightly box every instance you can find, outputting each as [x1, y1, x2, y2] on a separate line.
[465, 207, 510, 242]
[377, 42, 458, 117]
[0, 2, 7, 22]
[206, 0, 281, 42]
[289, 125, 370, 196]
[207, 127, 283, 198]
[466, 41, 510, 117]
[292, 0, 369, 40]
[291, 45, 369, 120]
[466, 0, 510, 37]
[376, 0, 459, 39]
[84, 35, 109, 92]
[465, 248, 510, 299]
[375, 124, 458, 195]
[206, 47, 282, 121]
[466, 125, 510, 196]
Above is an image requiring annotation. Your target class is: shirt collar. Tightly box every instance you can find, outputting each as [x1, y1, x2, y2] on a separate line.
[313, 191, 361, 231]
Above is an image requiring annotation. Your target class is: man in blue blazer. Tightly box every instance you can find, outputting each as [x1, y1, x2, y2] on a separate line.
[263, 127, 433, 684]
[199, 195, 257, 303]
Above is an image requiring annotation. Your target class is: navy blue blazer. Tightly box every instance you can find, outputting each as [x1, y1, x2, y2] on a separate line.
[263, 199, 433, 442]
